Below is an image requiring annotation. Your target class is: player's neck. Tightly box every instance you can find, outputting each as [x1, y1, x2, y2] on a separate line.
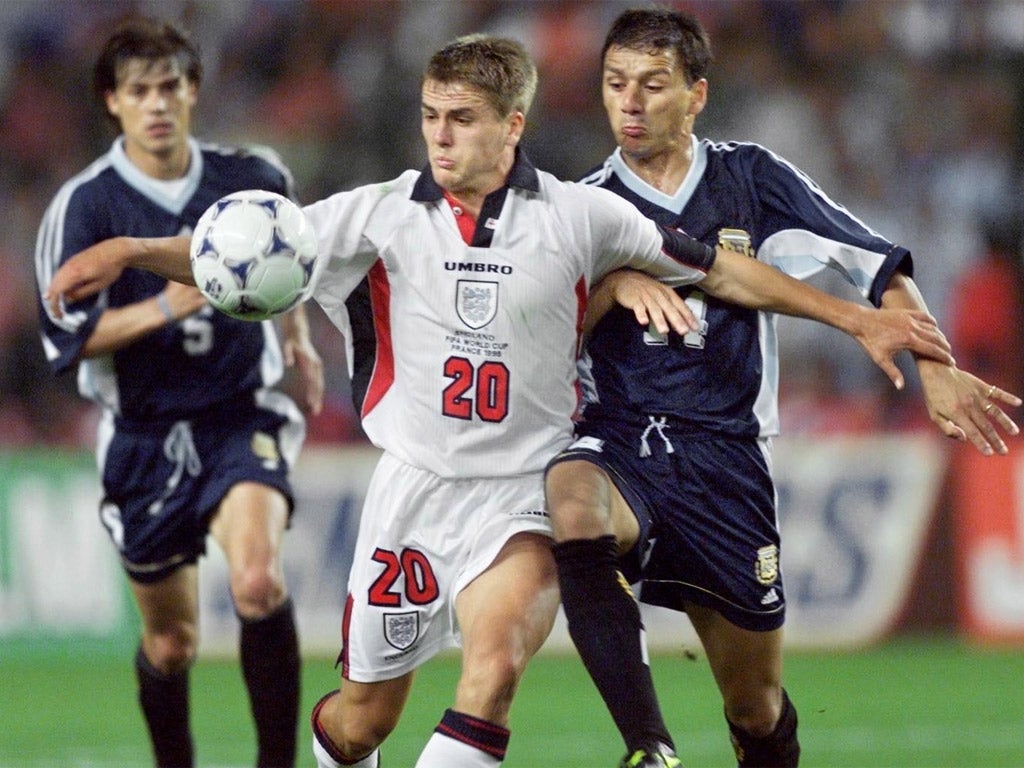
[124, 142, 191, 181]
[622, 148, 691, 197]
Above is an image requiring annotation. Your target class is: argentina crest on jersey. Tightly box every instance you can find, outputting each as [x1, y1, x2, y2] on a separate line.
[717, 227, 755, 257]
[456, 280, 498, 329]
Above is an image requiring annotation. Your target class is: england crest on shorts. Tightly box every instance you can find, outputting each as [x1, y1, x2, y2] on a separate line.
[383, 611, 420, 651]
[456, 280, 498, 329]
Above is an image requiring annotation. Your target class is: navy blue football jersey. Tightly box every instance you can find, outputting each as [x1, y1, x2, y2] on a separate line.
[578, 137, 913, 438]
[36, 138, 295, 422]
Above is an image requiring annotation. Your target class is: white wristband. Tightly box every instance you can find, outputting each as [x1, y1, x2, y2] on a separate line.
[156, 292, 175, 323]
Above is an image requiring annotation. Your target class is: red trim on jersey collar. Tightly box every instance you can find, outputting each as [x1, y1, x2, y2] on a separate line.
[444, 191, 477, 244]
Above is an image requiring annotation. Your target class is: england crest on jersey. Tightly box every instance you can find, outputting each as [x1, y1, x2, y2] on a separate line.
[456, 280, 498, 329]
[383, 611, 420, 651]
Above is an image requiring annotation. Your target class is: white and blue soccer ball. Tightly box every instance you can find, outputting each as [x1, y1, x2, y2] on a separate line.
[190, 190, 318, 321]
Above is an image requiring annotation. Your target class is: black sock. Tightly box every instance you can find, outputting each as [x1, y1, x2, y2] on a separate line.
[135, 646, 194, 768]
[553, 536, 673, 753]
[240, 597, 301, 768]
[728, 688, 800, 768]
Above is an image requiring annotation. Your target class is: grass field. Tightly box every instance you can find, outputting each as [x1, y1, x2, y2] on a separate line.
[2, 635, 1023, 767]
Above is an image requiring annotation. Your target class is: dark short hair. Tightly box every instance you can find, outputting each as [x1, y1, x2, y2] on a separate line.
[602, 6, 712, 85]
[93, 16, 202, 108]
[424, 34, 538, 119]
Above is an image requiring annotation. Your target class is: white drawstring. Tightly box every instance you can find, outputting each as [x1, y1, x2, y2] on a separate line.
[638, 415, 675, 458]
[148, 421, 202, 516]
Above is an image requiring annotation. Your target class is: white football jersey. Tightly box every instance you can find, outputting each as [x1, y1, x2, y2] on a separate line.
[305, 156, 709, 478]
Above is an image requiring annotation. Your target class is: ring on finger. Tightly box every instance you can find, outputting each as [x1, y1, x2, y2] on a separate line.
[982, 402, 993, 414]
[987, 384, 997, 398]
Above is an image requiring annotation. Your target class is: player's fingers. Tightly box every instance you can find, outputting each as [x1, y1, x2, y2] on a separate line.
[982, 402, 1020, 437]
[46, 292, 64, 319]
[282, 339, 296, 367]
[666, 296, 698, 334]
[632, 304, 653, 330]
[987, 384, 1023, 409]
[304, 363, 325, 415]
[940, 416, 967, 443]
[915, 323, 954, 361]
[956, 405, 1008, 455]
[907, 334, 954, 365]
[876, 357, 905, 391]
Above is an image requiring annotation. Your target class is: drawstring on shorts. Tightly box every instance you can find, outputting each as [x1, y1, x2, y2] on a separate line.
[148, 421, 202, 515]
[638, 415, 675, 458]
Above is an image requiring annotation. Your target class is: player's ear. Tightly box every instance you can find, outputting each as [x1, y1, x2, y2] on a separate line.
[506, 110, 525, 147]
[105, 90, 121, 119]
[689, 78, 708, 118]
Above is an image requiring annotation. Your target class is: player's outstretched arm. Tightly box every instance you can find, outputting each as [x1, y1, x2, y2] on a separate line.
[45, 235, 193, 318]
[699, 247, 954, 388]
[584, 268, 699, 337]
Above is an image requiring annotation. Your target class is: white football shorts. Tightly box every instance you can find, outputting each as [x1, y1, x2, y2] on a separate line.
[339, 451, 552, 682]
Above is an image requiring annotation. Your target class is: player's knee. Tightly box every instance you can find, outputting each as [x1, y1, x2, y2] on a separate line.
[727, 689, 799, 767]
[230, 563, 286, 618]
[144, 626, 197, 674]
[546, 461, 614, 541]
[724, 688, 784, 737]
[327, 705, 395, 759]
[332, 726, 388, 762]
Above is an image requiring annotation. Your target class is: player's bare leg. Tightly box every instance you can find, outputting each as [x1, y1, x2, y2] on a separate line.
[547, 460, 677, 763]
[130, 565, 199, 768]
[210, 482, 299, 767]
[312, 674, 415, 767]
[685, 602, 799, 767]
[414, 532, 559, 767]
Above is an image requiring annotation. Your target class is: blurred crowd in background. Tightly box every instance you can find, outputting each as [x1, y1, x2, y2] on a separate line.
[1, 0, 1022, 448]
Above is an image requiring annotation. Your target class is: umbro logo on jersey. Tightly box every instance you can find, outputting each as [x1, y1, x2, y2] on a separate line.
[444, 262, 513, 274]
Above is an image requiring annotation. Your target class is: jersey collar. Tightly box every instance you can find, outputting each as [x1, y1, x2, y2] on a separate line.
[609, 134, 706, 216]
[109, 136, 203, 216]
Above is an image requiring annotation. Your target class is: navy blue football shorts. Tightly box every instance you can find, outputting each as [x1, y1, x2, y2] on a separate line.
[548, 415, 785, 632]
[97, 394, 303, 584]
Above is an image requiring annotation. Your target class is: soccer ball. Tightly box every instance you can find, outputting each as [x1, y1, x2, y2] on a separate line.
[190, 190, 318, 321]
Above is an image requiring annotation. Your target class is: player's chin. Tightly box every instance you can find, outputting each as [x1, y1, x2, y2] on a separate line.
[430, 165, 459, 188]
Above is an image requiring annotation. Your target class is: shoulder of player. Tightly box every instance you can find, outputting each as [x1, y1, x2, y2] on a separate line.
[197, 140, 293, 190]
[541, 172, 639, 214]
[40, 154, 119, 230]
[701, 138, 804, 179]
[301, 169, 419, 227]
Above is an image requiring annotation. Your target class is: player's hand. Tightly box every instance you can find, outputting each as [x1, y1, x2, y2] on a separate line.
[597, 269, 699, 336]
[162, 281, 207, 320]
[916, 360, 1021, 455]
[44, 237, 134, 319]
[849, 306, 954, 390]
[282, 306, 324, 416]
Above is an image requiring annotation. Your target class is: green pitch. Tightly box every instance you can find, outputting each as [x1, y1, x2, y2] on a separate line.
[2, 636, 1022, 767]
